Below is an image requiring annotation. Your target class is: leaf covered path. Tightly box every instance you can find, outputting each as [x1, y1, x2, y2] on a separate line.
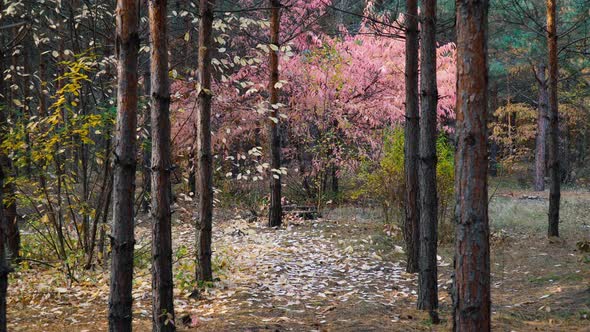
[191, 213, 416, 331]
[7, 209, 426, 331]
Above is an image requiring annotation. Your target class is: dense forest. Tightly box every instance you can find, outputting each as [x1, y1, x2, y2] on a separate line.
[0, 0, 589, 331]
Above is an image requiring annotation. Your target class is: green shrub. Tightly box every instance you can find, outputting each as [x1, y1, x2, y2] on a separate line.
[353, 129, 405, 223]
[354, 128, 455, 240]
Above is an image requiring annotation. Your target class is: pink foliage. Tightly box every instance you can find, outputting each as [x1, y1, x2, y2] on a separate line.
[170, 3, 456, 176]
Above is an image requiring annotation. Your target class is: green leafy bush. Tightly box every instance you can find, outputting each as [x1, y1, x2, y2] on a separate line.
[353, 129, 405, 223]
[354, 128, 455, 240]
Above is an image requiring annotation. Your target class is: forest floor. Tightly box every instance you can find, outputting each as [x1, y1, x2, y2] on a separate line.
[6, 187, 590, 331]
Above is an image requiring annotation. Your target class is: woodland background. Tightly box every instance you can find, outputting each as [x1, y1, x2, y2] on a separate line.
[0, 0, 588, 331]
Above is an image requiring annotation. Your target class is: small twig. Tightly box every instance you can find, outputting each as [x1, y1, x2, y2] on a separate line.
[488, 181, 501, 204]
[17, 258, 55, 268]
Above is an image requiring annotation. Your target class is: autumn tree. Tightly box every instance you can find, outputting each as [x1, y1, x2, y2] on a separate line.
[109, 0, 140, 330]
[196, 0, 216, 282]
[453, 0, 491, 330]
[268, 0, 283, 227]
[546, 0, 560, 237]
[403, 0, 420, 274]
[148, 0, 176, 330]
[418, 0, 439, 323]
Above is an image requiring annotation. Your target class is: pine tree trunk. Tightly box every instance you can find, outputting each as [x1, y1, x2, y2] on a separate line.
[535, 64, 548, 192]
[0, 166, 8, 332]
[22, 36, 33, 176]
[0, 23, 11, 326]
[109, 1, 140, 330]
[417, 0, 439, 323]
[196, 0, 215, 282]
[0, 34, 20, 264]
[2, 168, 19, 263]
[142, 70, 152, 213]
[148, 0, 176, 330]
[546, 0, 560, 237]
[403, 0, 420, 274]
[453, 1, 491, 330]
[268, 0, 282, 228]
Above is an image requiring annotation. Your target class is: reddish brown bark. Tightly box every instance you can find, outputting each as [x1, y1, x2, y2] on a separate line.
[268, 0, 283, 228]
[148, 0, 176, 330]
[417, 0, 439, 323]
[534, 64, 548, 192]
[453, 0, 491, 331]
[109, 1, 140, 331]
[196, 0, 216, 283]
[403, 0, 420, 274]
[142, 69, 152, 213]
[546, 0, 560, 237]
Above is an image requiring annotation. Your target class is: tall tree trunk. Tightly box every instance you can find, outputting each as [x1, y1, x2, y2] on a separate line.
[196, 0, 216, 282]
[149, 0, 176, 330]
[534, 64, 548, 191]
[0, 22, 11, 326]
[403, 0, 420, 274]
[268, 0, 282, 228]
[142, 69, 152, 213]
[2, 163, 19, 264]
[0, 166, 8, 332]
[22, 36, 33, 176]
[453, 0, 491, 330]
[417, 0, 439, 323]
[0, 33, 20, 264]
[109, 1, 140, 330]
[546, 0, 560, 237]
[81, 87, 91, 256]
